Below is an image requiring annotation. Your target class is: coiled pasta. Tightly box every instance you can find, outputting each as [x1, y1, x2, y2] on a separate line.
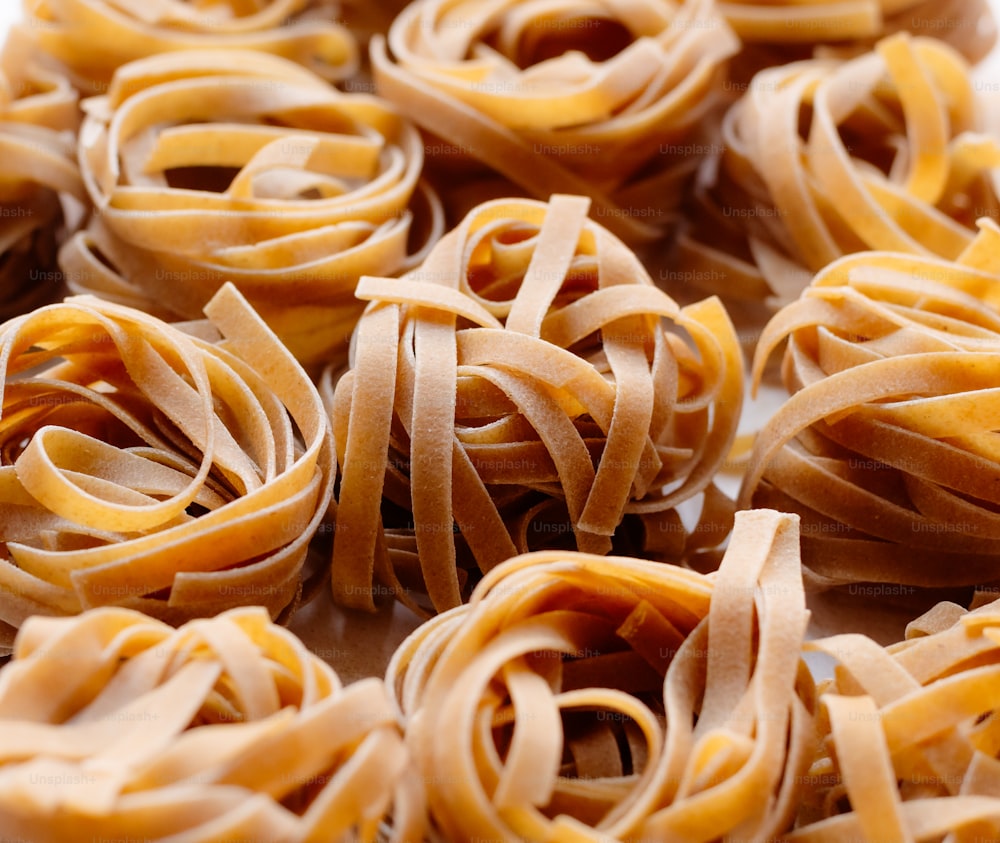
[326, 194, 743, 615]
[0, 283, 335, 651]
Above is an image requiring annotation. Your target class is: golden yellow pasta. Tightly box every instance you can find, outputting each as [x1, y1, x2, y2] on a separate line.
[0, 605, 423, 842]
[0, 36, 86, 321]
[15, 0, 358, 95]
[59, 49, 442, 369]
[386, 509, 815, 843]
[678, 33, 1000, 310]
[792, 595, 1000, 841]
[721, 0, 996, 82]
[370, 0, 740, 245]
[740, 218, 1000, 593]
[0, 282, 335, 652]
[324, 194, 743, 615]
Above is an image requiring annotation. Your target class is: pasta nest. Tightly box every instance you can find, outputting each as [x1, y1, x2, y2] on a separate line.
[325, 194, 743, 615]
[16, 0, 358, 95]
[0, 38, 85, 321]
[60, 49, 442, 369]
[0, 606, 421, 842]
[386, 509, 815, 843]
[0, 284, 335, 651]
[740, 218, 1000, 592]
[721, 0, 996, 81]
[792, 596, 1000, 841]
[678, 33, 1000, 310]
[371, 0, 740, 244]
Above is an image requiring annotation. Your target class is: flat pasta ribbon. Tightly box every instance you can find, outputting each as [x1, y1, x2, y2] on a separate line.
[678, 33, 1000, 311]
[740, 218, 1000, 593]
[0, 282, 335, 652]
[59, 48, 443, 369]
[324, 194, 743, 615]
[0, 35, 86, 321]
[370, 0, 739, 244]
[720, 0, 996, 82]
[386, 508, 815, 843]
[14, 0, 358, 95]
[791, 596, 1000, 841]
[0, 605, 423, 842]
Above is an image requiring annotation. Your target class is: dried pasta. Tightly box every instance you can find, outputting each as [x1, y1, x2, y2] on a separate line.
[386, 508, 815, 843]
[59, 49, 442, 369]
[0, 605, 423, 842]
[0, 36, 86, 321]
[677, 33, 1000, 310]
[740, 218, 1000, 593]
[721, 0, 996, 81]
[324, 194, 743, 615]
[792, 596, 1000, 841]
[15, 0, 358, 95]
[0, 282, 335, 652]
[370, 0, 739, 244]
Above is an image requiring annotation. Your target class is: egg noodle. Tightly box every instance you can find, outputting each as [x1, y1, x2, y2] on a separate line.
[0, 605, 421, 842]
[386, 509, 814, 843]
[0, 35, 85, 321]
[0, 283, 335, 652]
[740, 218, 1000, 591]
[324, 194, 743, 615]
[792, 594, 1000, 840]
[679, 33, 1000, 309]
[371, 0, 739, 244]
[721, 0, 995, 80]
[15, 0, 358, 94]
[59, 49, 443, 369]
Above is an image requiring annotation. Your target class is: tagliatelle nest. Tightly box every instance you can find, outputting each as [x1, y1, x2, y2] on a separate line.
[678, 33, 1000, 311]
[0, 283, 335, 652]
[59, 49, 443, 369]
[791, 596, 1000, 841]
[740, 218, 1000, 592]
[0, 38, 86, 321]
[386, 509, 815, 842]
[0, 606, 423, 842]
[15, 0, 358, 95]
[324, 195, 743, 615]
[721, 0, 996, 81]
[370, 0, 739, 244]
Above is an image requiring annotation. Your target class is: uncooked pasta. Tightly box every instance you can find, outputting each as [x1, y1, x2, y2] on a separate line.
[0, 605, 422, 842]
[0, 283, 335, 652]
[0, 36, 85, 321]
[60, 49, 442, 369]
[721, 0, 996, 81]
[371, 0, 739, 244]
[386, 508, 815, 843]
[15, 0, 358, 95]
[678, 33, 1000, 310]
[792, 595, 1000, 840]
[740, 218, 1000, 592]
[324, 194, 743, 615]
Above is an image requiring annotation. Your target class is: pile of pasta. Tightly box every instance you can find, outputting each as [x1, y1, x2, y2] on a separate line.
[325, 194, 743, 615]
[386, 508, 815, 842]
[15, 0, 358, 95]
[723, 0, 996, 82]
[371, 0, 740, 244]
[792, 595, 1000, 841]
[0, 605, 421, 842]
[0, 37, 85, 322]
[740, 218, 1000, 593]
[0, 283, 334, 652]
[60, 48, 441, 369]
[677, 32, 1000, 310]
